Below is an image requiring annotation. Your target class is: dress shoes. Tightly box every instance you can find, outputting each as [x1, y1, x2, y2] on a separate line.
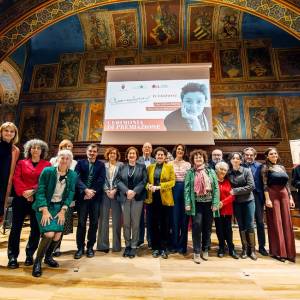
[217, 249, 225, 258]
[74, 249, 84, 259]
[258, 247, 268, 256]
[229, 250, 239, 259]
[161, 250, 168, 259]
[128, 248, 136, 258]
[152, 250, 160, 258]
[86, 248, 95, 258]
[123, 247, 131, 257]
[24, 256, 34, 266]
[7, 257, 19, 269]
[44, 256, 59, 268]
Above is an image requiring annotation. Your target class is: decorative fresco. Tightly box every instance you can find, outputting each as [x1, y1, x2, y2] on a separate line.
[113, 54, 137, 65]
[30, 64, 58, 92]
[188, 5, 215, 43]
[219, 48, 243, 80]
[212, 97, 241, 139]
[216, 6, 242, 40]
[80, 53, 109, 87]
[189, 49, 216, 80]
[244, 97, 285, 139]
[80, 10, 113, 51]
[142, 0, 182, 49]
[52, 102, 85, 142]
[88, 103, 104, 141]
[162, 52, 186, 64]
[285, 97, 300, 140]
[58, 53, 82, 89]
[111, 10, 138, 49]
[19, 105, 53, 143]
[140, 53, 161, 64]
[275, 49, 300, 79]
[245, 46, 274, 79]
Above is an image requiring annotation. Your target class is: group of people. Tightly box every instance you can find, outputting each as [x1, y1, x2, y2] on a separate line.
[0, 121, 298, 279]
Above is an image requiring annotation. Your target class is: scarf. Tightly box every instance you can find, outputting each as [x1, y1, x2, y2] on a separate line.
[194, 165, 211, 196]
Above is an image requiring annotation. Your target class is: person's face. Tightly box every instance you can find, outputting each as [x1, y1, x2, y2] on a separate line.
[230, 154, 241, 168]
[156, 150, 166, 164]
[244, 149, 256, 164]
[142, 143, 152, 156]
[61, 142, 73, 151]
[267, 149, 278, 164]
[108, 150, 117, 163]
[182, 91, 206, 116]
[216, 166, 228, 180]
[194, 154, 204, 167]
[127, 149, 137, 162]
[1, 126, 15, 143]
[58, 155, 71, 170]
[87, 147, 98, 161]
[30, 145, 42, 159]
[176, 145, 185, 159]
[212, 150, 222, 163]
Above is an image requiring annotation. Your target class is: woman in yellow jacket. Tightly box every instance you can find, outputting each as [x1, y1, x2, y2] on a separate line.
[145, 147, 175, 259]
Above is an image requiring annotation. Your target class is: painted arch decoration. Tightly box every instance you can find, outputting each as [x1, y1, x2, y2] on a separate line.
[0, 0, 299, 62]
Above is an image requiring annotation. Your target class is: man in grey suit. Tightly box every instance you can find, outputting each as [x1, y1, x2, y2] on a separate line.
[137, 142, 155, 248]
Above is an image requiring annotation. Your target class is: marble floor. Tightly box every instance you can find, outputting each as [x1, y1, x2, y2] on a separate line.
[0, 224, 300, 300]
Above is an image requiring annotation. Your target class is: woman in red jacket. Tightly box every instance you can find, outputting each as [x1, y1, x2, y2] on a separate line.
[214, 161, 239, 259]
[7, 139, 51, 269]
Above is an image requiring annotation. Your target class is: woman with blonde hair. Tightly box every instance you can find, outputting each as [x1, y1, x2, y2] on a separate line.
[0, 122, 20, 225]
[49, 139, 77, 257]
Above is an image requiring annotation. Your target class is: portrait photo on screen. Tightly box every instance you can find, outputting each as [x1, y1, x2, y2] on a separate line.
[104, 79, 211, 132]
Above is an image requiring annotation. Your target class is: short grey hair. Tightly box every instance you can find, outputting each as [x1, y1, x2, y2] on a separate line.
[243, 147, 257, 156]
[57, 149, 73, 162]
[24, 139, 49, 159]
[215, 161, 229, 172]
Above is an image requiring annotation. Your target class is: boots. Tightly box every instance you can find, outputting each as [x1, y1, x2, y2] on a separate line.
[32, 236, 52, 277]
[44, 240, 60, 268]
[246, 230, 257, 261]
[239, 230, 247, 259]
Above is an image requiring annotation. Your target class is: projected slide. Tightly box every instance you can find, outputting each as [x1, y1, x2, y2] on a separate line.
[104, 79, 211, 132]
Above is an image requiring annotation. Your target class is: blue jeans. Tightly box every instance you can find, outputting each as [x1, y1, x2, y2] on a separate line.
[233, 200, 255, 231]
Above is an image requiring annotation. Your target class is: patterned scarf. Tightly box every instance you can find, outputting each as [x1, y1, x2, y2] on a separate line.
[194, 165, 211, 196]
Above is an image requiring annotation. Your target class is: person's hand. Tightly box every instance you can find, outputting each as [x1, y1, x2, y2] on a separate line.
[265, 199, 273, 208]
[84, 188, 96, 200]
[229, 190, 234, 195]
[106, 189, 116, 199]
[127, 190, 136, 200]
[147, 184, 153, 191]
[22, 189, 35, 199]
[185, 205, 191, 211]
[41, 208, 52, 226]
[27, 196, 34, 202]
[55, 209, 66, 225]
[151, 185, 158, 193]
[219, 202, 223, 209]
[290, 197, 295, 208]
[212, 205, 218, 212]
[181, 106, 201, 130]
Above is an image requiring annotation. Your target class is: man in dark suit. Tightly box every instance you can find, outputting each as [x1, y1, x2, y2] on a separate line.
[74, 144, 105, 259]
[208, 149, 224, 170]
[137, 142, 155, 248]
[243, 147, 268, 256]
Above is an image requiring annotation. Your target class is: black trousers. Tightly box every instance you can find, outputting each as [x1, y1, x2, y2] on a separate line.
[254, 191, 266, 248]
[192, 202, 213, 254]
[76, 199, 100, 249]
[215, 215, 234, 251]
[8, 196, 40, 259]
[150, 191, 172, 251]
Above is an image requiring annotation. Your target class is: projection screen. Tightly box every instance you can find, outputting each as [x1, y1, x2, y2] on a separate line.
[102, 63, 214, 145]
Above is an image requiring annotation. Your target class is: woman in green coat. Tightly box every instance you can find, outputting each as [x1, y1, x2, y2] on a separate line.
[32, 149, 77, 277]
[184, 149, 220, 264]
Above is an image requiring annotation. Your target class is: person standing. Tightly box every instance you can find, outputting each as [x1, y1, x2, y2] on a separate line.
[208, 149, 223, 170]
[32, 150, 77, 277]
[262, 147, 296, 262]
[169, 144, 191, 254]
[146, 147, 175, 259]
[0, 122, 20, 226]
[7, 139, 51, 269]
[97, 147, 123, 253]
[243, 147, 268, 256]
[74, 144, 105, 259]
[184, 149, 219, 264]
[117, 147, 147, 258]
[228, 152, 257, 260]
[49, 139, 77, 257]
[137, 142, 155, 248]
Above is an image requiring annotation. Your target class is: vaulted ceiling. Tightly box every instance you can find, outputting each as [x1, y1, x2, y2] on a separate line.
[0, 0, 300, 63]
